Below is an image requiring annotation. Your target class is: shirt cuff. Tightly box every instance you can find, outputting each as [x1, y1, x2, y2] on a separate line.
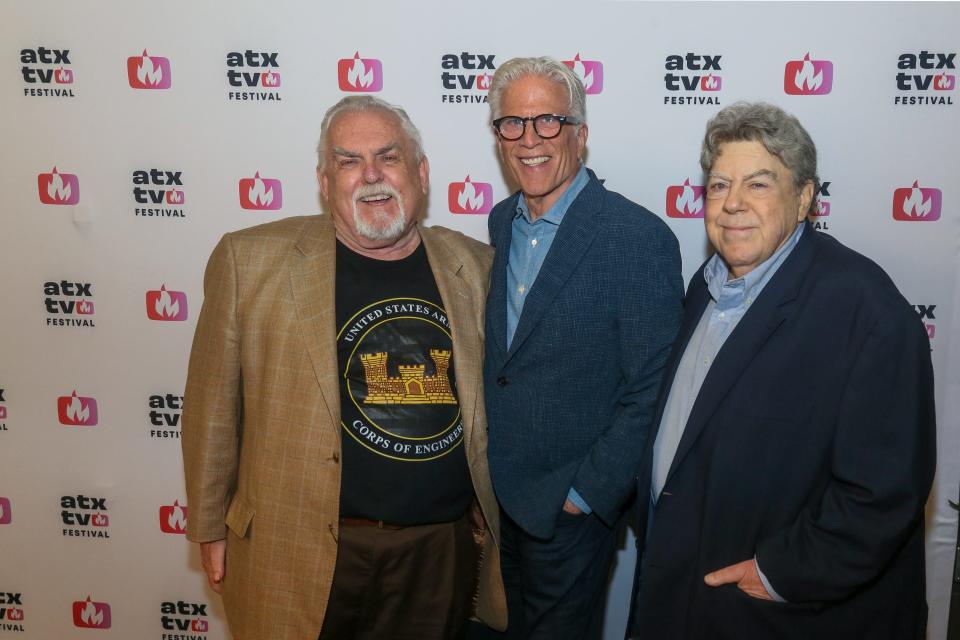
[566, 487, 592, 514]
[754, 557, 787, 602]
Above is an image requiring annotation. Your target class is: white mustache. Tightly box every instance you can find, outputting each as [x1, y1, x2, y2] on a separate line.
[353, 183, 399, 203]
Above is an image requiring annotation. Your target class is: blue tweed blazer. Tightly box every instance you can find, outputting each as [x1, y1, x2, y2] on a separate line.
[484, 168, 684, 539]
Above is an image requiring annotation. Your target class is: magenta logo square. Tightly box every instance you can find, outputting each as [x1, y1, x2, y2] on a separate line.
[893, 181, 942, 221]
[700, 74, 722, 91]
[338, 53, 383, 92]
[448, 176, 493, 214]
[146, 285, 188, 321]
[0, 497, 11, 525]
[563, 54, 603, 94]
[239, 172, 283, 210]
[784, 53, 833, 95]
[58, 391, 99, 426]
[38, 168, 79, 205]
[665, 179, 705, 218]
[128, 50, 172, 89]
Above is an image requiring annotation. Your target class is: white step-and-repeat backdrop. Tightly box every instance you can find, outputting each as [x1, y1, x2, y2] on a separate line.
[1, 1, 958, 638]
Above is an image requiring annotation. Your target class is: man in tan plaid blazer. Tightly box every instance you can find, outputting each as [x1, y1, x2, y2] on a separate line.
[182, 96, 506, 640]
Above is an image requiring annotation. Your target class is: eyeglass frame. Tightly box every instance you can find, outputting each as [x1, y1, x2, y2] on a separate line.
[491, 113, 582, 141]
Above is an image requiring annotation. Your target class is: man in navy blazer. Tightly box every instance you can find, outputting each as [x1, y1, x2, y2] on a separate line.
[482, 57, 684, 639]
[628, 102, 936, 639]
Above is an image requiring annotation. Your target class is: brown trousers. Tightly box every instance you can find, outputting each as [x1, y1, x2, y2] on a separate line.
[318, 517, 478, 640]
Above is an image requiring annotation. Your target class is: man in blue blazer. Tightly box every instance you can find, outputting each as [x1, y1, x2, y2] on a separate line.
[628, 102, 936, 639]
[482, 57, 684, 639]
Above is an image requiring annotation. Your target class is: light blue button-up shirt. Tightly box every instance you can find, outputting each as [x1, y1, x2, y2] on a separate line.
[505, 164, 592, 513]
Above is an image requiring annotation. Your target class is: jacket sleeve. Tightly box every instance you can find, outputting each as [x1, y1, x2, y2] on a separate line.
[755, 312, 936, 602]
[181, 234, 242, 543]
[572, 223, 684, 525]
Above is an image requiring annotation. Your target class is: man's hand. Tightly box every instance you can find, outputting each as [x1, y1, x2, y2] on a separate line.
[704, 559, 772, 600]
[562, 499, 583, 515]
[200, 539, 227, 593]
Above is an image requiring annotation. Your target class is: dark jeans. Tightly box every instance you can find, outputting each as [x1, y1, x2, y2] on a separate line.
[481, 509, 621, 640]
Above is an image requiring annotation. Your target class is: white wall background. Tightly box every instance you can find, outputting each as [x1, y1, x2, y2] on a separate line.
[0, 1, 957, 638]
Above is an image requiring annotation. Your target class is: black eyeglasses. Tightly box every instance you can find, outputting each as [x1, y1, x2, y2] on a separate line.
[492, 113, 581, 140]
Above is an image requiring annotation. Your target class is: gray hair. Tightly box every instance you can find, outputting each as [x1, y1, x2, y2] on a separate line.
[488, 56, 587, 123]
[316, 95, 425, 169]
[700, 102, 819, 215]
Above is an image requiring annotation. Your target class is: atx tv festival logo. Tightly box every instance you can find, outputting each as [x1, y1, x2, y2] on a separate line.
[159, 500, 188, 534]
[128, 50, 171, 89]
[0, 591, 25, 632]
[239, 171, 283, 210]
[811, 180, 832, 230]
[338, 52, 382, 92]
[665, 179, 705, 218]
[58, 391, 98, 427]
[914, 304, 937, 341]
[21, 46, 75, 98]
[38, 167, 79, 205]
[784, 53, 833, 95]
[893, 181, 941, 221]
[133, 168, 185, 218]
[146, 285, 188, 321]
[895, 50, 956, 106]
[440, 52, 495, 104]
[44, 280, 95, 327]
[448, 176, 493, 214]
[61, 494, 110, 539]
[161, 601, 209, 635]
[149, 393, 183, 439]
[227, 49, 281, 101]
[563, 53, 603, 95]
[663, 52, 722, 105]
[73, 596, 111, 629]
[0, 497, 11, 525]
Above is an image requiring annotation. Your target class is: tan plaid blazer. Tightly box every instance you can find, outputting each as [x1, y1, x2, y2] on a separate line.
[182, 214, 506, 639]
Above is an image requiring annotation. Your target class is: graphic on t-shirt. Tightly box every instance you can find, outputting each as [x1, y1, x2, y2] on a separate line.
[360, 349, 457, 404]
[338, 297, 463, 461]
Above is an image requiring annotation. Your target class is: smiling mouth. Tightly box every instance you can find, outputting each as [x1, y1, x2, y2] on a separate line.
[359, 194, 393, 204]
[519, 156, 549, 166]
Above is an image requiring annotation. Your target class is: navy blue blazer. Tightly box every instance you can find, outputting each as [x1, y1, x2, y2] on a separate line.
[484, 168, 684, 539]
[629, 223, 936, 639]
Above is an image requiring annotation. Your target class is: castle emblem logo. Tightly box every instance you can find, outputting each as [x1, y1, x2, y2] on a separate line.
[338, 298, 463, 461]
[360, 349, 457, 405]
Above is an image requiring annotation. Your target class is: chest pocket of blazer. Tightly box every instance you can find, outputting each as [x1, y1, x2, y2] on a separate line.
[225, 495, 255, 539]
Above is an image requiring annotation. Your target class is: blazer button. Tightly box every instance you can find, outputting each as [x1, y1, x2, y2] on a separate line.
[497, 376, 508, 387]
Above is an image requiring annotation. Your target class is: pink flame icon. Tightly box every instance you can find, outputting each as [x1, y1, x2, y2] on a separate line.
[477, 73, 492, 90]
[795, 54, 823, 91]
[156, 285, 179, 318]
[935, 73, 955, 91]
[457, 176, 486, 212]
[7, 608, 22, 621]
[193, 619, 209, 632]
[249, 172, 274, 207]
[67, 392, 90, 423]
[137, 50, 163, 86]
[48, 167, 72, 203]
[676, 179, 704, 216]
[167, 500, 187, 532]
[348, 53, 374, 89]
[701, 74, 721, 91]
[903, 181, 932, 218]
[166, 189, 184, 205]
[262, 70, 281, 87]
[92, 512, 109, 527]
[893, 180, 942, 222]
[80, 598, 103, 626]
[55, 67, 74, 84]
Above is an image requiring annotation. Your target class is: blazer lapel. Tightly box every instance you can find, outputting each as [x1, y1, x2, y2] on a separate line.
[507, 171, 603, 358]
[421, 226, 482, 453]
[664, 224, 819, 484]
[487, 196, 517, 360]
[289, 215, 341, 438]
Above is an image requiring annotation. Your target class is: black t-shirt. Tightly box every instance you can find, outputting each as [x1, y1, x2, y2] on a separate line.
[335, 240, 473, 525]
